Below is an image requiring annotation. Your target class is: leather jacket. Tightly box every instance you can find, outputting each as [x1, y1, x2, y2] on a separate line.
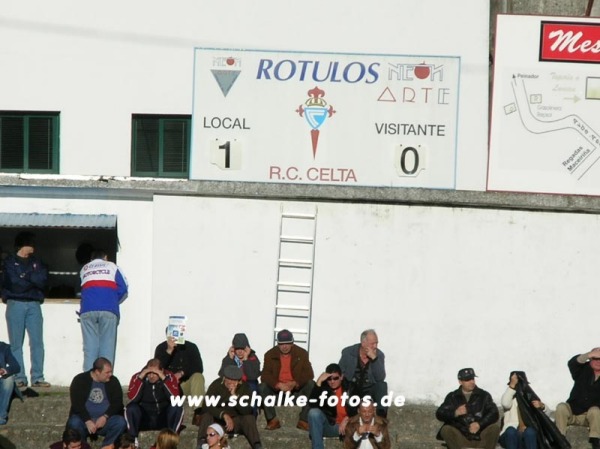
[436, 386, 499, 440]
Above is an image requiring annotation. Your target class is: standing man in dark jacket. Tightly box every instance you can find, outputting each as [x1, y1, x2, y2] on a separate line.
[436, 368, 500, 449]
[125, 358, 183, 448]
[0, 341, 20, 425]
[67, 357, 126, 449]
[1, 231, 49, 388]
[260, 329, 315, 431]
[155, 331, 205, 397]
[555, 347, 600, 449]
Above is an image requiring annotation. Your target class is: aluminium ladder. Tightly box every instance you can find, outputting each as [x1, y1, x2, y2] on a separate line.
[272, 205, 317, 352]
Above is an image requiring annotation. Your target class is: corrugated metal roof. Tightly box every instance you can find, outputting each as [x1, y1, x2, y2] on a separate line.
[0, 213, 116, 229]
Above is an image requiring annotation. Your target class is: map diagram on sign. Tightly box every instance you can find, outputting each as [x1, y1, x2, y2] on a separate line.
[488, 15, 600, 196]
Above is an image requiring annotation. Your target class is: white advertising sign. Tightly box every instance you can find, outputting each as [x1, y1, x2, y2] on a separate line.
[191, 48, 460, 188]
[489, 15, 600, 195]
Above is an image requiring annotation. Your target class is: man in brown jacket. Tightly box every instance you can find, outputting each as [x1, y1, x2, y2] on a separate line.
[344, 400, 391, 449]
[259, 329, 314, 431]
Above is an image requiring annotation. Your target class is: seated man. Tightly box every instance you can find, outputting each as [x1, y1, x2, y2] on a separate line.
[436, 368, 500, 449]
[219, 333, 261, 416]
[555, 347, 600, 449]
[66, 357, 127, 449]
[155, 330, 205, 397]
[308, 363, 350, 449]
[339, 329, 388, 417]
[125, 358, 184, 447]
[343, 400, 390, 449]
[259, 329, 314, 430]
[196, 365, 263, 449]
[49, 428, 91, 449]
[0, 340, 20, 426]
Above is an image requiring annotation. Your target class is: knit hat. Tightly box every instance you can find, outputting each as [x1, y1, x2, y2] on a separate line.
[232, 333, 250, 349]
[223, 365, 243, 380]
[277, 329, 294, 344]
[208, 423, 225, 437]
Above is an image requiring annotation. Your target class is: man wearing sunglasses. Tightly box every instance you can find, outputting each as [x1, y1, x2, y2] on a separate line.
[555, 347, 600, 449]
[307, 363, 351, 449]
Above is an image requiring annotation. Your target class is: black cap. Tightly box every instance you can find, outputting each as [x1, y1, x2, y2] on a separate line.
[457, 368, 477, 381]
[277, 329, 294, 344]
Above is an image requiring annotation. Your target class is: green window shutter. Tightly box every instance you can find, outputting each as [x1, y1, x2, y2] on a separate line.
[132, 115, 190, 178]
[0, 112, 58, 173]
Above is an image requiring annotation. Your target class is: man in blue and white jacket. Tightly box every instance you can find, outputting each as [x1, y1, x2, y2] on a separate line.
[79, 250, 128, 371]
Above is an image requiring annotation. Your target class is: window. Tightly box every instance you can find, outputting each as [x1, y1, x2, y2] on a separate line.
[0, 111, 59, 173]
[131, 114, 190, 178]
[0, 213, 119, 300]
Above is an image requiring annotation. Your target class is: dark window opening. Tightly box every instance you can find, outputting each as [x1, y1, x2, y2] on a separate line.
[131, 114, 190, 178]
[0, 111, 59, 173]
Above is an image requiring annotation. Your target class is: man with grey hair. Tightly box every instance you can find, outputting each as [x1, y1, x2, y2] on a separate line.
[339, 329, 388, 417]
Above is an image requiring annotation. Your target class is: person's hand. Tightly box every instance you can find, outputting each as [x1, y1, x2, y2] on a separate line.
[358, 423, 370, 434]
[509, 373, 519, 389]
[317, 372, 331, 386]
[223, 414, 234, 432]
[339, 416, 349, 436]
[370, 424, 381, 436]
[0, 368, 6, 377]
[532, 400, 544, 409]
[85, 420, 97, 434]
[228, 346, 235, 359]
[138, 368, 150, 380]
[455, 404, 467, 416]
[174, 371, 184, 381]
[365, 347, 377, 360]
[166, 336, 178, 354]
[468, 422, 480, 434]
[95, 415, 107, 430]
[226, 382, 237, 396]
[242, 346, 251, 360]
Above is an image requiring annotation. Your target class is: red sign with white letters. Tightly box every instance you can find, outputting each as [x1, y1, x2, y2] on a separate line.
[540, 21, 600, 63]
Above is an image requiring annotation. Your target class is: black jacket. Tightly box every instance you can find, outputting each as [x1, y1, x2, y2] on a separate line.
[69, 371, 124, 422]
[513, 378, 570, 449]
[154, 340, 203, 383]
[566, 355, 600, 415]
[436, 386, 499, 440]
[309, 378, 351, 425]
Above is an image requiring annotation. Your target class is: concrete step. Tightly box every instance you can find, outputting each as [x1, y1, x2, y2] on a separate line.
[1, 387, 593, 449]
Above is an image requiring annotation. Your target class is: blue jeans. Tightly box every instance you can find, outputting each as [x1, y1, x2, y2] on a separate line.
[499, 426, 537, 449]
[5, 300, 45, 385]
[308, 408, 340, 449]
[0, 376, 14, 424]
[80, 311, 118, 371]
[66, 413, 127, 447]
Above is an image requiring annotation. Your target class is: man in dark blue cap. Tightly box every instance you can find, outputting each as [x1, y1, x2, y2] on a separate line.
[435, 367, 500, 449]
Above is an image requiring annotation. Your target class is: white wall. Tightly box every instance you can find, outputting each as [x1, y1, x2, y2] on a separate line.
[0, 0, 490, 189]
[149, 195, 600, 408]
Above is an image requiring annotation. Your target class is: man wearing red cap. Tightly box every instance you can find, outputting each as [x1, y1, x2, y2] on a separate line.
[259, 329, 314, 431]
